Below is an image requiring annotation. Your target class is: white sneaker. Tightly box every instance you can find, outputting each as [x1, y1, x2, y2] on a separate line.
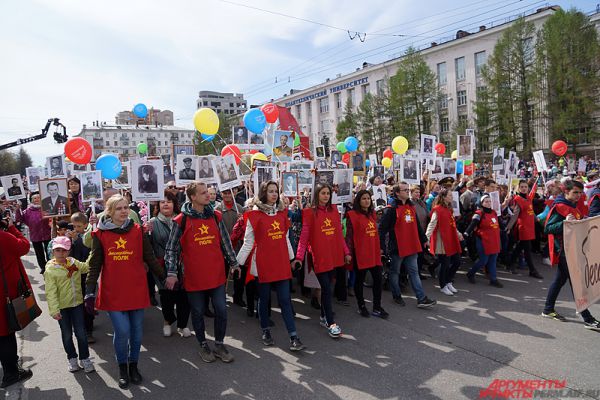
[440, 286, 454, 296]
[178, 327, 192, 338]
[68, 358, 81, 373]
[447, 282, 458, 293]
[163, 324, 172, 337]
[81, 358, 95, 373]
[542, 257, 551, 266]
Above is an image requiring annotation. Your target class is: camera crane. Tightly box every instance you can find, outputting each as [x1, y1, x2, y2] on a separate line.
[0, 118, 68, 151]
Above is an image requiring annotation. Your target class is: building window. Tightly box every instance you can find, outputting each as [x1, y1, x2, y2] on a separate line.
[295, 105, 301, 120]
[308, 123, 312, 133]
[440, 117, 449, 133]
[335, 93, 342, 109]
[438, 94, 448, 110]
[105, 141, 110, 146]
[523, 37, 534, 65]
[319, 97, 329, 114]
[113, 132, 118, 139]
[361, 84, 370, 97]
[437, 62, 447, 86]
[475, 51, 486, 77]
[348, 88, 355, 107]
[457, 90, 467, 106]
[114, 141, 118, 146]
[376, 79, 385, 96]
[320, 120, 330, 133]
[306, 101, 312, 118]
[458, 114, 468, 124]
[527, 104, 535, 121]
[455, 57, 465, 81]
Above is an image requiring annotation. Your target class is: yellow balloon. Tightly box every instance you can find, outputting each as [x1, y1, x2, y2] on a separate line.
[382, 157, 392, 168]
[391, 136, 409, 155]
[353, 176, 358, 184]
[193, 108, 219, 135]
[451, 150, 458, 160]
[251, 152, 268, 167]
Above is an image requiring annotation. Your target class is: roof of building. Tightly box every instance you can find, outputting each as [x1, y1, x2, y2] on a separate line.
[77, 124, 194, 135]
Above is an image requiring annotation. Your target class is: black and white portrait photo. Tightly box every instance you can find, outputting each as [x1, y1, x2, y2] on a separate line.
[443, 158, 456, 176]
[1, 174, 25, 200]
[81, 171, 103, 201]
[330, 150, 342, 166]
[173, 144, 195, 156]
[316, 158, 328, 170]
[131, 158, 165, 201]
[46, 154, 67, 178]
[373, 166, 385, 180]
[212, 154, 241, 191]
[25, 167, 44, 192]
[39, 178, 70, 217]
[393, 154, 402, 171]
[315, 146, 325, 158]
[232, 126, 249, 145]
[315, 170, 334, 187]
[249, 131, 264, 146]
[492, 148, 505, 171]
[289, 161, 314, 191]
[507, 151, 518, 176]
[254, 166, 277, 191]
[457, 135, 473, 160]
[351, 151, 365, 175]
[197, 156, 216, 182]
[332, 169, 353, 204]
[401, 157, 420, 184]
[176, 154, 198, 185]
[420, 134, 436, 160]
[281, 172, 298, 197]
[372, 184, 387, 208]
[432, 158, 443, 177]
[113, 161, 131, 189]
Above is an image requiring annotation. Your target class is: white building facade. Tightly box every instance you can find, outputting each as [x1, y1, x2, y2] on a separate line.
[196, 91, 247, 115]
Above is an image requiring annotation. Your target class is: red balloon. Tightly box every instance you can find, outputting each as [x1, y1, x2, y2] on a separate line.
[342, 153, 350, 165]
[64, 137, 92, 165]
[383, 149, 393, 159]
[221, 144, 241, 165]
[260, 103, 279, 124]
[552, 140, 567, 156]
[249, 149, 258, 154]
[435, 143, 446, 155]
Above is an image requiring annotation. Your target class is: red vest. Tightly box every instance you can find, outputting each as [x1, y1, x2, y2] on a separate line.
[304, 207, 345, 273]
[93, 224, 148, 311]
[546, 202, 582, 265]
[247, 210, 292, 283]
[429, 205, 461, 256]
[577, 193, 589, 217]
[591, 193, 600, 217]
[347, 210, 381, 269]
[175, 213, 226, 291]
[393, 203, 422, 257]
[514, 195, 535, 241]
[475, 210, 501, 255]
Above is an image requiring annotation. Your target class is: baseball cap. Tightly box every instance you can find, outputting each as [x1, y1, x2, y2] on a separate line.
[52, 236, 71, 251]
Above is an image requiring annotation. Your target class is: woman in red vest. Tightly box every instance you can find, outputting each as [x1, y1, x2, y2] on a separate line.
[295, 183, 351, 338]
[463, 194, 503, 288]
[345, 190, 388, 318]
[426, 189, 463, 296]
[506, 179, 543, 278]
[85, 194, 165, 389]
[236, 181, 305, 351]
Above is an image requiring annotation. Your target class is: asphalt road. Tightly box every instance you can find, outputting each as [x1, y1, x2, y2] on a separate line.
[3, 251, 600, 400]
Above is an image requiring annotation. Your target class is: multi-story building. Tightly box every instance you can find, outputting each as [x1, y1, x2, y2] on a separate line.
[272, 6, 600, 156]
[196, 91, 247, 115]
[76, 122, 195, 161]
[115, 108, 174, 126]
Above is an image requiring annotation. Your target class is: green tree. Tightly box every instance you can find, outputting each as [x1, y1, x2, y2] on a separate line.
[535, 9, 600, 152]
[335, 99, 359, 143]
[387, 47, 437, 145]
[16, 147, 33, 175]
[475, 17, 537, 156]
[195, 112, 235, 156]
[355, 93, 390, 155]
[0, 151, 20, 176]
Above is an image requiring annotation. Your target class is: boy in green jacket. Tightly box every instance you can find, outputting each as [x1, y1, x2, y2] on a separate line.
[44, 236, 95, 373]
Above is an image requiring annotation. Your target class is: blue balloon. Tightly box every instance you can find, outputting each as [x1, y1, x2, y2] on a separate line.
[201, 133, 215, 142]
[243, 108, 267, 134]
[96, 153, 122, 180]
[344, 136, 359, 152]
[365, 159, 371, 168]
[456, 160, 464, 174]
[133, 103, 148, 118]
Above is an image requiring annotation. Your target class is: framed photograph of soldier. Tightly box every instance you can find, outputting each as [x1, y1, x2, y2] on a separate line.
[197, 156, 216, 183]
[315, 145, 325, 158]
[532, 150, 548, 173]
[172, 144, 195, 156]
[254, 166, 277, 192]
[39, 178, 70, 218]
[1, 174, 26, 200]
[431, 158, 444, 178]
[489, 191, 501, 215]
[232, 126, 249, 146]
[130, 158, 164, 201]
[420, 134, 436, 160]
[80, 170, 103, 202]
[212, 154, 241, 192]
[451, 191, 461, 217]
[507, 151, 518, 176]
[289, 161, 314, 191]
[71, 162, 88, 172]
[272, 130, 293, 161]
[315, 169, 334, 187]
[392, 154, 402, 171]
[249, 130, 264, 148]
[176, 154, 198, 186]
[457, 135, 473, 160]
[373, 165, 385, 180]
[292, 153, 303, 161]
[401, 157, 420, 184]
[25, 167, 45, 192]
[330, 150, 342, 166]
[372, 184, 387, 208]
[443, 158, 456, 177]
[350, 151, 366, 176]
[315, 158, 328, 170]
[113, 161, 131, 189]
[46, 154, 67, 178]
[492, 148, 505, 171]
[332, 169, 353, 204]
[281, 172, 299, 197]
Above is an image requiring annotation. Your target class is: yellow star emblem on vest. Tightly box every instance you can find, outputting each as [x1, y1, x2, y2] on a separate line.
[271, 221, 280, 230]
[199, 224, 209, 235]
[115, 237, 127, 249]
[323, 218, 332, 227]
[367, 221, 375, 230]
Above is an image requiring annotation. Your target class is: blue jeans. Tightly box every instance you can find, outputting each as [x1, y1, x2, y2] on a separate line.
[58, 304, 89, 360]
[187, 284, 227, 344]
[108, 309, 144, 364]
[438, 253, 461, 287]
[544, 255, 593, 322]
[468, 237, 499, 282]
[316, 270, 336, 326]
[390, 254, 425, 301]
[258, 280, 296, 337]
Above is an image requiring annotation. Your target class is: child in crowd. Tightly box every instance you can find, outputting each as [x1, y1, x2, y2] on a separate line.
[46, 220, 70, 260]
[43, 236, 95, 373]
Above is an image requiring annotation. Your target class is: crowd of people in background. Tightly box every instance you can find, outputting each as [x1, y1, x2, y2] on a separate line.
[1, 154, 599, 390]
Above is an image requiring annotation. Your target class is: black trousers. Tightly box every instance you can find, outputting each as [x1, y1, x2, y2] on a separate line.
[354, 265, 383, 309]
[334, 267, 348, 301]
[0, 333, 18, 377]
[80, 274, 94, 333]
[510, 239, 537, 273]
[159, 289, 191, 328]
[32, 240, 50, 272]
[233, 265, 247, 303]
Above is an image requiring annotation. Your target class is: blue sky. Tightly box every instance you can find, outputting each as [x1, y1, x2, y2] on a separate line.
[0, 0, 597, 165]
